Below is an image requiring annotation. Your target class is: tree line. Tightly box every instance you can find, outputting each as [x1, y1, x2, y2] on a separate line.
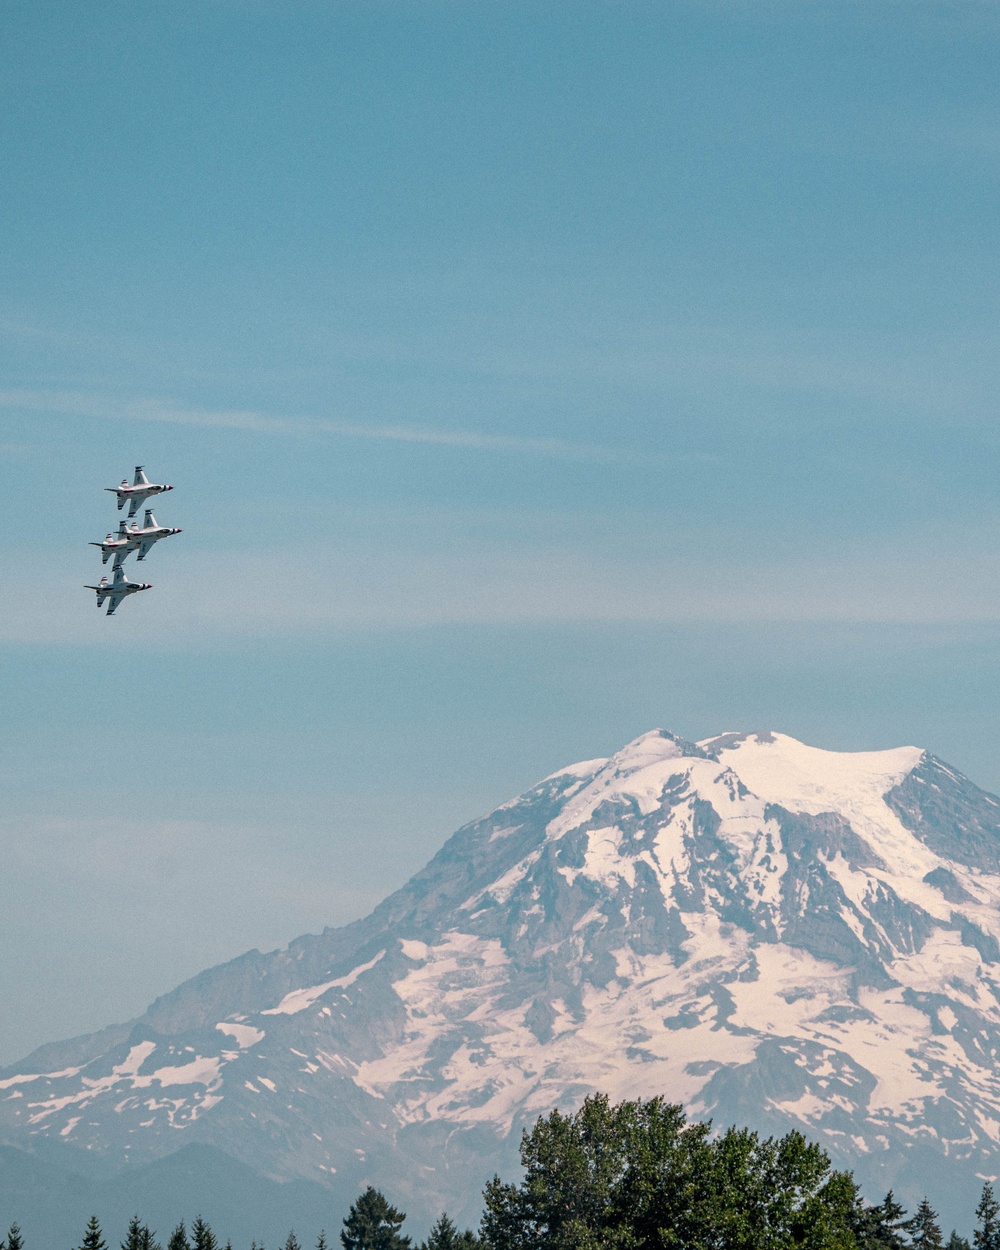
[3, 1095, 1000, 1250]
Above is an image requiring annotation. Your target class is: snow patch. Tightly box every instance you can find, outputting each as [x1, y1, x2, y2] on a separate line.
[262, 950, 387, 1015]
[216, 1022, 265, 1048]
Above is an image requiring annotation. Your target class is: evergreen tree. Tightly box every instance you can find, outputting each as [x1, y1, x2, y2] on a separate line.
[78, 1217, 108, 1250]
[909, 1199, 945, 1250]
[949, 1234, 972, 1250]
[420, 1215, 456, 1250]
[123, 1215, 157, 1250]
[856, 1191, 910, 1250]
[419, 1215, 480, 1250]
[190, 1219, 217, 1250]
[341, 1187, 410, 1250]
[976, 1184, 1000, 1250]
[317, 1234, 329, 1250]
[168, 1225, 191, 1250]
[283, 1235, 301, 1250]
[6, 1225, 23, 1250]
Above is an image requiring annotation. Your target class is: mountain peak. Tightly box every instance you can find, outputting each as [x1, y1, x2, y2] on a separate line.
[3, 727, 999, 1232]
[606, 727, 710, 771]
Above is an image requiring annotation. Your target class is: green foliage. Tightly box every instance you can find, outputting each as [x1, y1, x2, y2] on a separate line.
[908, 1199, 945, 1250]
[340, 1187, 411, 1250]
[976, 1184, 1000, 1250]
[849, 1190, 910, 1250]
[122, 1215, 160, 1250]
[948, 1234, 972, 1250]
[189, 1218, 217, 1250]
[419, 1214, 481, 1250]
[78, 1216, 109, 1250]
[317, 1234, 329, 1250]
[6, 1224, 23, 1250]
[481, 1092, 862, 1250]
[168, 1225, 191, 1250]
[284, 1235, 301, 1250]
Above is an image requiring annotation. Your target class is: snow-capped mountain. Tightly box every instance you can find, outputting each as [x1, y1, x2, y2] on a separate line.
[5, 729, 1000, 1230]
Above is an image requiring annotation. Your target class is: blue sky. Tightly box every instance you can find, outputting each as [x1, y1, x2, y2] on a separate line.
[2, 0, 1000, 1062]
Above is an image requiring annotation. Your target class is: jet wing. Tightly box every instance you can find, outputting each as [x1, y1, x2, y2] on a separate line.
[137, 538, 155, 560]
[127, 497, 144, 518]
[106, 593, 126, 615]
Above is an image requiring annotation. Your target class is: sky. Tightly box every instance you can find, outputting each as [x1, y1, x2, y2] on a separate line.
[1, 0, 1000, 1064]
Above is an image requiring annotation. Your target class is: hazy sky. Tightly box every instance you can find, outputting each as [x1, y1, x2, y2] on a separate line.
[2, 0, 999, 1064]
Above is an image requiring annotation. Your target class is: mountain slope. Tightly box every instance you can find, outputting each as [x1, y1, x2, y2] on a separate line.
[5, 729, 1000, 1232]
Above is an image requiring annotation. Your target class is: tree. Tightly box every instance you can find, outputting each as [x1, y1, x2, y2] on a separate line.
[317, 1234, 329, 1250]
[284, 1236, 301, 1250]
[852, 1191, 910, 1250]
[168, 1226, 191, 1250]
[948, 1235, 972, 1250]
[909, 1199, 945, 1250]
[419, 1215, 480, 1250]
[482, 1092, 859, 1250]
[190, 1219, 217, 1250]
[78, 1217, 108, 1250]
[341, 1187, 411, 1250]
[976, 1184, 1000, 1250]
[123, 1216, 145, 1250]
[123, 1216, 159, 1250]
[6, 1226, 23, 1250]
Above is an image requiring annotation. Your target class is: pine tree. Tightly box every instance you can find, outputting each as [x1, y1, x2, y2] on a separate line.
[341, 1187, 410, 1250]
[949, 1234, 972, 1250]
[317, 1234, 329, 1250]
[190, 1219, 217, 1250]
[860, 1191, 910, 1250]
[909, 1198, 945, 1250]
[123, 1210, 152, 1250]
[283, 1235, 301, 1250]
[168, 1225, 190, 1250]
[976, 1184, 1000, 1250]
[420, 1216, 457, 1250]
[78, 1217, 108, 1250]
[418, 1215, 478, 1250]
[6, 1225, 23, 1250]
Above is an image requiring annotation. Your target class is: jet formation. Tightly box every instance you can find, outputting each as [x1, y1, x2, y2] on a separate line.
[86, 467, 182, 615]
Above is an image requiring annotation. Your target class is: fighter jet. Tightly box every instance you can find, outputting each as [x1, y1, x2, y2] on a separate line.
[89, 519, 140, 566]
[105, 466, 174, 517]
[84, 565, 152, 615]
[129, 509, 182, 561]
